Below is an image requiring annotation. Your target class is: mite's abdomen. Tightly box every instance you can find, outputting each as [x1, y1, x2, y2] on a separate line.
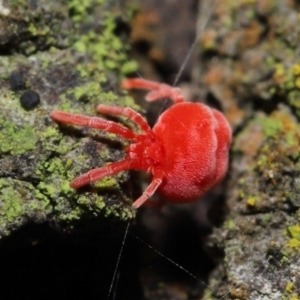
[153, 102, 231, 203]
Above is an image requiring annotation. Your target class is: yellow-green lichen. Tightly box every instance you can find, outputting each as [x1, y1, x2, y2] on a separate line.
[0, 0, 138, 238]
[68, 0, 106, 22]
[285, 225, 300, 252]
[272, 61, 300, 117]
[246, 196, 257, 207]
[256, 108, 300, 158]
[94, 197, 105, 210]
[77, 195, 91, 206]
[37, 182, 57, 199]
[288, 225, 300, 240]
[284, 281, 300, 300]
[286, 282, 295, 293]
[224, 220, 236, 230]
[93, 176, 118, 189]
[72, 12, 138, 80]
[60, 180, 73, 195]
[41, 126, 60, 139]
[0, 120, 37, 155]
[62, 82, 117, 106]
[234, 105, 300, 215]
[44, 157, 70, 175]
[0, 188, 23, 222]
[287, 238, 300, 249]
[0, 178, 51, 228]
[293, 63, 300, 76]
[256, 115, 283, 139]
[58, 205, 82, 221]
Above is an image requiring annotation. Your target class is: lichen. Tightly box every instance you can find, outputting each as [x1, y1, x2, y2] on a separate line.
[0, 0, 138, 238]
[0, 178, 51, 236]
[233, 105, 300, 214]
[200, 1, 300, 298]
[0, 121, 37, 155]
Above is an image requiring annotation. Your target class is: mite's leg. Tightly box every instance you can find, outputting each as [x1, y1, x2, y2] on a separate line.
[51, 111, 136, 140]
[122, 78, 184, 104]
[132, 175, 163, 209]
[96, 105, 152, 134]
[70, 160, 132, 188]
[122, 78, 161, 90]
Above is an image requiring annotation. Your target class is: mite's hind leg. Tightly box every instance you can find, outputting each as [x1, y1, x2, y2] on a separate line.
[132, 175, 163, 209]
[122, 78, 185, 104]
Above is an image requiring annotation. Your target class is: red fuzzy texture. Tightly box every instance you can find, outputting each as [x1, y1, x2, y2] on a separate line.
[154, 102, 231, 203]
[51, 78, 232, 208]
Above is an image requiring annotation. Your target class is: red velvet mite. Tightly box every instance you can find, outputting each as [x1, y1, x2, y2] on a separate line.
[50, 78, 232, 209]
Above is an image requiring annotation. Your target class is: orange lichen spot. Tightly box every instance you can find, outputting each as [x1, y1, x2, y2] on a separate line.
[200, 29, 217, 49]
[241, 20, 263, 49]
[204, 66, 225, 86]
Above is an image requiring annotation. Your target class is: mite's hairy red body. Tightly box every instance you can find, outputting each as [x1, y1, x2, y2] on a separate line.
[50, 78, 231, 209]
[153, 102, 231, 203]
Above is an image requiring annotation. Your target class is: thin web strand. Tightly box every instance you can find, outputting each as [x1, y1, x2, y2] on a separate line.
[172, 0, 219, 87]
[107, 221, 130, 300]
[108, 1, 224, 298]
[131, 231, 290, 300]
[129, 230, 218, 294]
[158, 0, 219, 116]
